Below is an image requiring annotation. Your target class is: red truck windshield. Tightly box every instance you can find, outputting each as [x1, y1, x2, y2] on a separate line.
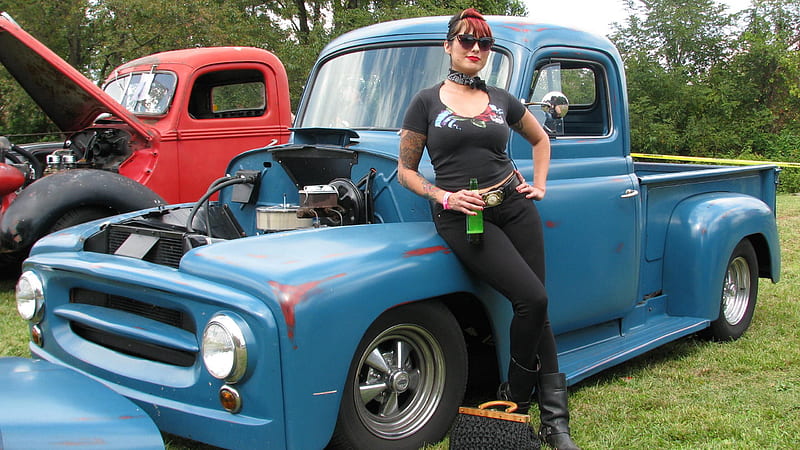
[103, 72, 177, 115]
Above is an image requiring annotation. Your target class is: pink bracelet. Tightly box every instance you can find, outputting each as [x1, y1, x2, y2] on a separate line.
[442, 192, 452, 210]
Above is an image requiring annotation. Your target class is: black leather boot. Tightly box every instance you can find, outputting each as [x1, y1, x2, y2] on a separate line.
[496, 357, 538, 415]
[537, 372, 580, 450]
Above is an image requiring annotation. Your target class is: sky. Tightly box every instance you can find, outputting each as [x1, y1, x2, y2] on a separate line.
[523, 0, 754, 36]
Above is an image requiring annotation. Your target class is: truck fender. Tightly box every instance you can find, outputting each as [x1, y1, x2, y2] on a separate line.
[662, 192, 780, 320]
[0, 169, 165, 252]
[180, 222, 510, 449]
[0, 357, 164, 450]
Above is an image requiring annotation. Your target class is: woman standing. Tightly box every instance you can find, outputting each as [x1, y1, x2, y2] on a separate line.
[398, 9, 580, 450]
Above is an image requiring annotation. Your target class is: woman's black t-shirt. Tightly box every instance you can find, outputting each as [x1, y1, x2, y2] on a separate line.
[402, 84, 526, 191]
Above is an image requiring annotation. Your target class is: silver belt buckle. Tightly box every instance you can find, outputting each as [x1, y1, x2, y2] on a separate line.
[482, 189, 504, 207]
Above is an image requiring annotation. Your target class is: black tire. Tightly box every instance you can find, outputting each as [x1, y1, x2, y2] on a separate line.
[328, 301, 467, 449]
[49, 206, 115, 233]
[705, 239, 758, 341]
[1, 207, 114, 276]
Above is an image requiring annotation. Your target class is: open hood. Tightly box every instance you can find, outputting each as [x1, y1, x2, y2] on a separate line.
[0, 13, 155, 141]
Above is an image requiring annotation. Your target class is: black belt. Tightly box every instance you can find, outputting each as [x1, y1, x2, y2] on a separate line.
[480, 175, 520, 207]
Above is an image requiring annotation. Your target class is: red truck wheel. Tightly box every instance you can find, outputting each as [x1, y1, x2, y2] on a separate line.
[329, 301, 467, 449]
[1, 207, 115, 278]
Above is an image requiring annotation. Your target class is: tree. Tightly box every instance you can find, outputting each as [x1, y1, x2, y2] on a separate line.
[732, 0, 800, 132]
[0, 0, 94, 141]
[725, 0, 800, 191]
[87, 0, 289, 80]
[611, 0, 740, 156]
[610, 0, 800, 191]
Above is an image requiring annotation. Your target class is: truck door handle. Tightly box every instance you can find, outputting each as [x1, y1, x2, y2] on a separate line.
[621, 189, 639, 198]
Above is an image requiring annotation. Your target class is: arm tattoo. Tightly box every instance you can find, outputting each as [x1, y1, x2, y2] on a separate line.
[510, 118, 531, 139]
[399, 130, 439, 202]
[418, 178, 438, 201]
[399, 131, 425, 172]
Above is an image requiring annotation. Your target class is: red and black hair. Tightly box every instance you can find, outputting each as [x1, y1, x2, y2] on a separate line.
[447, 8, 492, 40]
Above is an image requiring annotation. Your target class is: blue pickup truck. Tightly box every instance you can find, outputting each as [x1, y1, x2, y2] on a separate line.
[15, 15, 780, 450]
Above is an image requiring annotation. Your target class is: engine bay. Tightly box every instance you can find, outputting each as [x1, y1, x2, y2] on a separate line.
[47, 127, 132, 174]
[83, 143, 378, 268]
[0, 127, 133, 192]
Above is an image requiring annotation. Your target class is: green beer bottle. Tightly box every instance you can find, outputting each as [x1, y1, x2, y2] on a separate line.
[466, 178, 483, 244]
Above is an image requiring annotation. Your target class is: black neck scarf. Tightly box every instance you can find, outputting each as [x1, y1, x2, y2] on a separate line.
[447, 69, 488, 92]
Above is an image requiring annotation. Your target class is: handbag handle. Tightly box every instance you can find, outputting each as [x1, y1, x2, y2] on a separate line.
[478, 400, 519, 413]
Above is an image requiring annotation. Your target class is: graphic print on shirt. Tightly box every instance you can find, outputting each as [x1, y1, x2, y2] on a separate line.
[435, 104, 506, 130]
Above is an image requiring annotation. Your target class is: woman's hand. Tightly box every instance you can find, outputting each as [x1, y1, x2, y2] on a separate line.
[514, 170, 546, 201]
[444, 189, 485, 215]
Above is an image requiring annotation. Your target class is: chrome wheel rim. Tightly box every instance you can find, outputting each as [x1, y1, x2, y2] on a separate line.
[353, 324, 445, 439]
[722, 256, 751, 325]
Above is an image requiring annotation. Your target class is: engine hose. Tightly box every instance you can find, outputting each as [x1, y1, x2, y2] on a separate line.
[357, 168, 377, 224]
[185, 176, 252, 234]
[199, 176, 236, 234]
[206, 175, 234, 192]
[77, 132, 96, 161]
[8, 145, 44, 180]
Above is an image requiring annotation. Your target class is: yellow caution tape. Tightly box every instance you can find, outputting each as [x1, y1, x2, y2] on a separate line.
[631, 153, 800, 168]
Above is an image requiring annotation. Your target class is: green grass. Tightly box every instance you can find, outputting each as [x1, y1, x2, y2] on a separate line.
[3, 195, 800, 449]
[0, 279, 28, 358]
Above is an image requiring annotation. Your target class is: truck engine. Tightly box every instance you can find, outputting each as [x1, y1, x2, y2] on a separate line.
[82, 143, 377, 268]
[46, 127, 132, 174]
[1, 127, 133, 191]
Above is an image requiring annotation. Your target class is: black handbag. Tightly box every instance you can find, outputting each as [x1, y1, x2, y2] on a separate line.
[449, 400, 540, 450]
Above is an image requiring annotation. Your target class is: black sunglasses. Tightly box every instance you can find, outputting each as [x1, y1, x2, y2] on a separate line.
[454, 34, 495, 51]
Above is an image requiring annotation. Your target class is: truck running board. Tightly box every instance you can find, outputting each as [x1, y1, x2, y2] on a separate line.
[559, 316, 709, 385]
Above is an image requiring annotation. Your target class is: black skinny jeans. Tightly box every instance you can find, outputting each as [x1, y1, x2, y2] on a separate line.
[433, 188, 559, 374]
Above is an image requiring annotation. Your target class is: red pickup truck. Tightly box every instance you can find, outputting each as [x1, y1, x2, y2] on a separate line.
[0, 13, 292, 272]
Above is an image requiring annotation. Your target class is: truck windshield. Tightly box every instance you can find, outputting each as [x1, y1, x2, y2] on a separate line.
[103, 72, 177, 115]
[298, 45, 511, 129]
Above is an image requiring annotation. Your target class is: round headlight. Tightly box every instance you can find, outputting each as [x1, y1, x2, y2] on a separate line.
[16, 271, 44, 322]
[202, 314, 248, 383]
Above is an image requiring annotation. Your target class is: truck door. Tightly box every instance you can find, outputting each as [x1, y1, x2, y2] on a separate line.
[178, 63, 290, 202]
[514, 52, 641, 334]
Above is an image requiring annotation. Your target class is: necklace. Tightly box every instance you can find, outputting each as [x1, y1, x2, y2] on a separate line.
[447, 69, 487, 92]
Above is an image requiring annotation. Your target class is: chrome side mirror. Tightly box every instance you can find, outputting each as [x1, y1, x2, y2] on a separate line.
[526, 91, 569, 136]
[539, 91, 569, 119]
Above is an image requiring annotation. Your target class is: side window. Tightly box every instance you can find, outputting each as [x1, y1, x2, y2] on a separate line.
[212, 82, 265, 113]
[529, 60, 609, 137]
[561, 68, 596, 106]
[189, 69, 266, 119]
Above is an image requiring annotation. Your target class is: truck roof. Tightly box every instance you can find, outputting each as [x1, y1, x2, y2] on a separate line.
[320, 15, 618, 59]
[114, 46, 284, 73]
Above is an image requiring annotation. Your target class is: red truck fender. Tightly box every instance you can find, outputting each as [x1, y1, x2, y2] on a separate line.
[0, 169, 165, 252]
